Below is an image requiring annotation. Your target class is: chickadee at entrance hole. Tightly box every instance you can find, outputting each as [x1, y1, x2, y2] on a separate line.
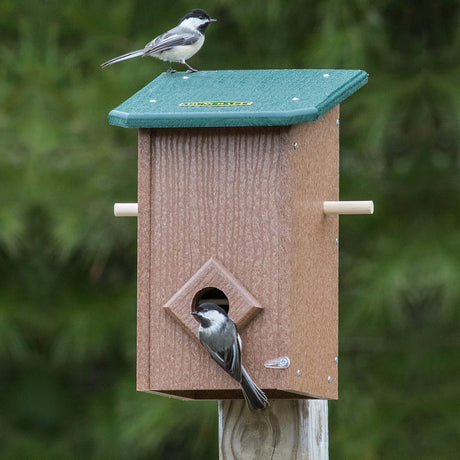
[192, 287, 229, 314]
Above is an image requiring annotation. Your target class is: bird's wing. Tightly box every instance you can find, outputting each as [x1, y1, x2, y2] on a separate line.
[142, 27, 199, 56]
[229, 334, 242, 381]
[201, 324, 242, 383]
[221, 328, 242, 382]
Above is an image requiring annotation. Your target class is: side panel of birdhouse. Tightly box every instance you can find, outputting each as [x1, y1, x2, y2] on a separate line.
[289, 106, 340, 399]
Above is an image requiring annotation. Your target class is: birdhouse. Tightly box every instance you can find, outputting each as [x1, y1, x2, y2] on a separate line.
[110, 69, 369, 401]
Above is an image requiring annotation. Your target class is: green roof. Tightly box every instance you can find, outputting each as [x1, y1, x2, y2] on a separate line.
[108, 69, 368, 128]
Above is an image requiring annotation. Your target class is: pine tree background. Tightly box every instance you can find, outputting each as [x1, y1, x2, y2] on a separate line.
[1, 0, 459, 458]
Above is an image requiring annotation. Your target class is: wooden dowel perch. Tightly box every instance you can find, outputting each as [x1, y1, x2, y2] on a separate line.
[114, 203, 138, 217]
[114, 201, 374, 217]
[323, 200, 374, 215]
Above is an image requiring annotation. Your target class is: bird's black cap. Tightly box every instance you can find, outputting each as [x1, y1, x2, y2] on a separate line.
[181, 9, 213, 21]
[192, 302, 227, 316]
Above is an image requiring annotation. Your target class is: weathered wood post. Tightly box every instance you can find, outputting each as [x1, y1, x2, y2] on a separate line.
[110, 69, 370, 459]
[219, 400, 329, 459]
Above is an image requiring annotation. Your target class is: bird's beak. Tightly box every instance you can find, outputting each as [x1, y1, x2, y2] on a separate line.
[191, 310, 200, 322]
[209, 18, 217, 22]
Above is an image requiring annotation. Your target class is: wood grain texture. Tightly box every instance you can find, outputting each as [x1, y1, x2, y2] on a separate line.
[142, 125, 291, 394]
[219, 400, 329, 460]
[136, 106, 339, 399]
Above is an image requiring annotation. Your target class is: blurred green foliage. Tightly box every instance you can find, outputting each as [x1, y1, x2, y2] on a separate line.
[1, 0, 459, 458]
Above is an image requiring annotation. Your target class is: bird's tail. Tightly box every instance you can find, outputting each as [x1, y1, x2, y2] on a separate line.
[240, 366, 269, 411]
[101, 49, 144, 68]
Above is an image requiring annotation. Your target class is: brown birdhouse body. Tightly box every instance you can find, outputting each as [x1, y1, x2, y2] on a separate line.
[109, 69, 368, 401]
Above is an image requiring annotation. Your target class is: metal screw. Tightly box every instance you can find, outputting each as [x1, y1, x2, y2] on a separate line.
[294, 142, 298, 149]
[335, 238, 339, 245]
[297, 369, 301, 376]
[328, 376, 332, 383]
[335, 356, 338, 364]
[279, 357, 289, 368]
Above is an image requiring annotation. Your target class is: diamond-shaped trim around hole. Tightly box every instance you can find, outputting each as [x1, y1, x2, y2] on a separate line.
[163, 257, 263, 342]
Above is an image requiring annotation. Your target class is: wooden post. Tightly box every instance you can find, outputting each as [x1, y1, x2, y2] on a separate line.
[219, 400, 329, 459]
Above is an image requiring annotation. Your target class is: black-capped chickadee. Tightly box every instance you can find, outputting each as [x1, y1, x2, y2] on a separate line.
[101, 9, 216, 72]
[192, 302, 269, 411]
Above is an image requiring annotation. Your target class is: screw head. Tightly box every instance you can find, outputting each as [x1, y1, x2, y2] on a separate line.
[328, 376, 332, 383]
[297, 369, 301, 376]
[335, 356, 338, 364]
[279, 357, 289, 368]
[294, 142, 298, 149]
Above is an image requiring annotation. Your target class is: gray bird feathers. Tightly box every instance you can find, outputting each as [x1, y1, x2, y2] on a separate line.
[192, 303, 269, 411]
[101, 9, 215, 72]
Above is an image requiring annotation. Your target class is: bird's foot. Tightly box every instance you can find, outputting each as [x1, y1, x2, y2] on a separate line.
[183, 61, 198, 72]
[167, 67, 177, 73]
